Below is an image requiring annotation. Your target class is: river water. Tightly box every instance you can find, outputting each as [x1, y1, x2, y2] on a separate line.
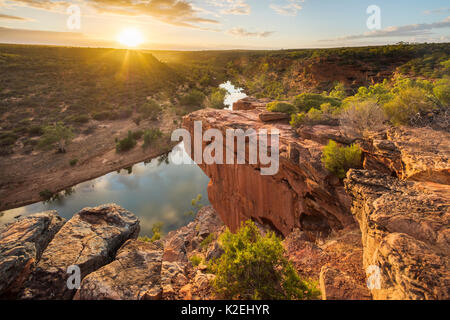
[0, 82, 246, 236]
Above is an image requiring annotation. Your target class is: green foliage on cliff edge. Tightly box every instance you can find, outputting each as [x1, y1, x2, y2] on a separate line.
[321, 140, 362, 179]
[209, 220, 320, 300]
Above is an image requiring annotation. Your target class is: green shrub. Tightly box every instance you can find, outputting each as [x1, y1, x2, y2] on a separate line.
[67, 114, 90, 124]
[92, 111, 110, 121]
[38, 122, 74, 153]
[209, 220, 320, 300]
[433, 78, 450, 107]
[69, 158, 78, 166]
[321, 140, 362, 178]
[293, 93, 341, 113]
[383, 87, 435, 125]
[266, 101, 297, 115]
[180, 89, 205, 108]
[190, 255, 202, 267]
[116, 131, 136, 152]
[150, 222, 163, 242]
[28, 125, 44, 136]
[208, 88, 227, 109]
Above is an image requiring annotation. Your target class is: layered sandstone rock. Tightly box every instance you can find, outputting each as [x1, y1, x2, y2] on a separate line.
[74, 239, 163, 300]
[233, 97, 270, 111]
[361, 127, 450, 184]
[20, 204, 140, 300]
[345, 170, 449, 300]
[0, 211, 65, 297]
[182, 106, 355, 237]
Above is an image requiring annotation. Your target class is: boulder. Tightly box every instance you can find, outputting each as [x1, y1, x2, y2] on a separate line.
[20, 204, 139, 300]
[233, 97, 269, 111]
[258, 112, 289, 122]
[74, 239, 163, 300]
[0, 211, 65, 297]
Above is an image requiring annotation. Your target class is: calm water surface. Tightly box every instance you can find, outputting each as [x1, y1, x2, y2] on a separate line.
[0, 82, 246, 236]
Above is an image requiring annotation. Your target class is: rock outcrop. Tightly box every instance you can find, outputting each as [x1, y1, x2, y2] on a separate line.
[360, 127, 450, 184]
[161, 206, 224, 300]
[74, 239, 163, 300]
[20, 204, 140, 300]
[182, 106, 355, 237]
[0, 211, 65, 297]
[345, 170, 449, 300]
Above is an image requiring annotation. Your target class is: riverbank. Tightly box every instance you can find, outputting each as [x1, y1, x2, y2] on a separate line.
[0, 110, 178, 212]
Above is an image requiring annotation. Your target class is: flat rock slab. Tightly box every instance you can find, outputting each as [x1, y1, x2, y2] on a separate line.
[20, 204, 140, 300]
[74, 239, 163, 300]
[0, 211, 65, 297]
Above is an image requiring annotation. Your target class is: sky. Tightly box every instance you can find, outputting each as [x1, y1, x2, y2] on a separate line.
[0, 0, 449, 50]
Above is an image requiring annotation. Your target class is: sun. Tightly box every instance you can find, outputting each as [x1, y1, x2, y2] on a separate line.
[117, 28, 144, 48]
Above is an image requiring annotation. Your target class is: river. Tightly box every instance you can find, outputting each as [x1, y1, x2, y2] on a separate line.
[0, 82, 246, 236]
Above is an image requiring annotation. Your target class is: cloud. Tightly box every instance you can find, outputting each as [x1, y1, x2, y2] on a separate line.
[227, 27, 274, 38]
[322, 16, 450, 41]
[3, 0, 220, 29]
[206, 0, 251, 15]
[424, 7, 450, 15]
[0, 13, 30, 20]
[270, 0, 303, 16]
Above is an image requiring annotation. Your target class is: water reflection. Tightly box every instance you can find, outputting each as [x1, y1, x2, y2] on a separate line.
[1, 143, 210, 236]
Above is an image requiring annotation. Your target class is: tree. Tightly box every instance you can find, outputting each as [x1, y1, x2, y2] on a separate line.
[38, 122, 74, 153]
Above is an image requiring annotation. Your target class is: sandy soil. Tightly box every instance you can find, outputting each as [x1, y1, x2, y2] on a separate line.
[0, 110, 180, 212]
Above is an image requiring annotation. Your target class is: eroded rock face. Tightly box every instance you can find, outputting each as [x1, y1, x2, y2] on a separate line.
[20, 204, 140, 300]
[182, 106, 355, 237]
[233, 97, 270, 111]
[74, 239, 163, 300]
[345, 170, 450, 300]
[0, 211, 65, 297]
[361, 127, 450, 184]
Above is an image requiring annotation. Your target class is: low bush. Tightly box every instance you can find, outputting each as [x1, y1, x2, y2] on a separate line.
[69, 159, 78, 166]
[67, 114, 90, 124]
[208, 88, 227, 109]
[116, 131, 136, 152]
[293, 93, 341, 113]
[339, 100, 386, 137]
[321, 140, 362, 179]
[383, 87, 436, 125]
[28, 125, 44, 136]
[209, 220, 320, 300]
[190, 255, 202, 267]
[180, 89, 205, 108]
[138, 100, 161, 120]
[266, 101, 297, 115]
